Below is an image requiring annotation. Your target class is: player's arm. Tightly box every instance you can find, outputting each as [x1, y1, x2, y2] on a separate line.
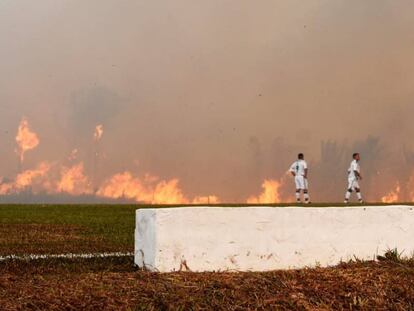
[289, 163, 296, 177]
[353, 163, 362, 180]
[303, 162, 308, 179]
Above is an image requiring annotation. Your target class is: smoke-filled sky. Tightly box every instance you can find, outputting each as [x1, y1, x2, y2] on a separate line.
[1, 0, 414, 202]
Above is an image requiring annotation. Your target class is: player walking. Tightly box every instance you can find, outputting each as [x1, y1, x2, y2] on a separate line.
[344, 153, 364, 204]
[289, 153, 310, 204]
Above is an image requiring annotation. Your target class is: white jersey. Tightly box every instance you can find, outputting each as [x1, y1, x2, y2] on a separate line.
[289, 160, 308, 177]
[347, 160, 360, 180]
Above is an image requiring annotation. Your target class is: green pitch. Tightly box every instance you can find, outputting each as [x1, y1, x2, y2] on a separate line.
[0, 204, 137, 255]
[0, 203, 412, 255]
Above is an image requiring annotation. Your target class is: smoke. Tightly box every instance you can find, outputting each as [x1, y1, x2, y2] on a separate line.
[1, 1, 414, 203]
[93, 125, 104, 142]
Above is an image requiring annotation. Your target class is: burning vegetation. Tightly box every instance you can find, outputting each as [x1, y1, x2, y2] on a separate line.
[247, 179, 281, 204]
[3, 118, 414, 204]
[15, 117, 40, 164]
[1, 118, 283, 204]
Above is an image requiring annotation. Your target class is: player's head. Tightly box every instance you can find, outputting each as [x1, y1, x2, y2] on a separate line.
[298, 153, 304, 160]
[353, 153, 360, 161]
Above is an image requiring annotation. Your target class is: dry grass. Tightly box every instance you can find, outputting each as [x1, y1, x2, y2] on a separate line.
[1, 255, 414, 310]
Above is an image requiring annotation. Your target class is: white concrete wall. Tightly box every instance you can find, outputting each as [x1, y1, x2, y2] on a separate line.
[135, 206, 414, 272]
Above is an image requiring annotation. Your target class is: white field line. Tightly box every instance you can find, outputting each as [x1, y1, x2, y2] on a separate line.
[0, 252, 134, 262]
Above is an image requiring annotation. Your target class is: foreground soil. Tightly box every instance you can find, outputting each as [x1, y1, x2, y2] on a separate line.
[1, 256, 414, 310]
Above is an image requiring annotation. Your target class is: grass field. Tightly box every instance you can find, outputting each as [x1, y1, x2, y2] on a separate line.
[1, 203, 411, 256]
[0, 204, 137, 255]
[1, 204, 414, 310]
[1, 203, 409, 256]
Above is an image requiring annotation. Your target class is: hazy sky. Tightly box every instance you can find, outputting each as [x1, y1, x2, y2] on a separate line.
[1, 0, 414, 201]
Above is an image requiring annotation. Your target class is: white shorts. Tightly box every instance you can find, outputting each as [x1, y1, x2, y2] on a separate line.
[295, 175, 308, 190]
[348, 179, 360, 190]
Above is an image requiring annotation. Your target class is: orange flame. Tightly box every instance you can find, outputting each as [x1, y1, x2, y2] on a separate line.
[57, 163, 92, 195]
[96, 172, 189, 204]
[1, 117, 301, 204]
[94, 125, 104, 141]
[15, 118, 40, 163]
[152, 179, 189, 204]
[0, 162, 51, 194]
[96, 172, 150, 202]
[381, 183, 401, 203]
[246, 179, 281, 204]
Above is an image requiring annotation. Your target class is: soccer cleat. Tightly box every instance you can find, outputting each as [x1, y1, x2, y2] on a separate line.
[305, 201, 311, 204]
[359, 200, 364, 204]
[344, 200, 349, 204]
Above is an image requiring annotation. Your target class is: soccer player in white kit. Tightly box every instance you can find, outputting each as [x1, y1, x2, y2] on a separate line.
[344, 153, 364, 203]
[289, 153, 310, 204]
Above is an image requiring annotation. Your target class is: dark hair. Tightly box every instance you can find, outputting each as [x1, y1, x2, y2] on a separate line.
[353, 153, 359, 159]
[298, 153, 304, 159]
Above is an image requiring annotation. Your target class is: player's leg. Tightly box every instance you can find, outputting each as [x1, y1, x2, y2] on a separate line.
[303, 189, 310, 204]
[295, 189, 301, 202]
[344, 188, 352, 203]
[295, 176, 301, 203]
[354, 181, 363, 203]
[344, 180, 353, 203]
[303, 178, 310, 204]
[355, 188, 363, 203]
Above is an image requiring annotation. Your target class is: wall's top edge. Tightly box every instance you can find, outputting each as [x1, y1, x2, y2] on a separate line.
[136, 205, 414, 213]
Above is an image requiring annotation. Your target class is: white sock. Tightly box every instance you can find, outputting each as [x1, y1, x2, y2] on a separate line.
[345, 191, 351, 200]
[357, 192, 362, 201]
[304, 193, 310, 201]
[296, 192, 301, 201]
